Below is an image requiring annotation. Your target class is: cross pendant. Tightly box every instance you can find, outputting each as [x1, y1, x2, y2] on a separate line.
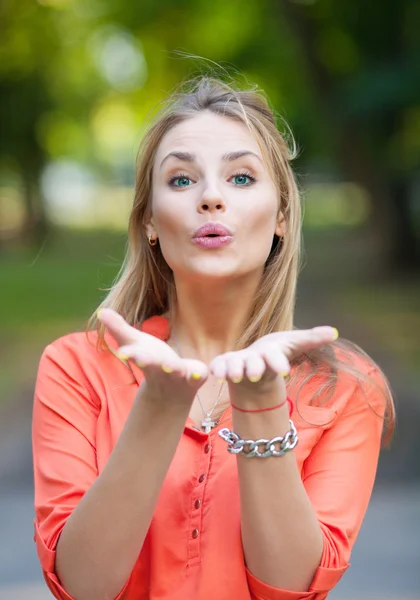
[201, 416, 217, 434]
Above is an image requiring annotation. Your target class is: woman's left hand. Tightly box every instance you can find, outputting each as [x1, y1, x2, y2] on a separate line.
[209, 326, 338, 394]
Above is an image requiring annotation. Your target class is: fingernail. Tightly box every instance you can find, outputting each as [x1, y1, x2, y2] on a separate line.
[162, 364, 174, 373]
[231, 376, 243, 383]
[117, 353, 129, 361]
[279, 371, 289, 377]
[331, 327, 339, 341]
[136, 361, 146, 368]
[191, 372, 202, 380]
[248, 375, 262, 383]
[97, 308, 103, 320]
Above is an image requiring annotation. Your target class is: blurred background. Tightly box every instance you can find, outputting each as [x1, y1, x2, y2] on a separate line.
[0, 0, 419, 598]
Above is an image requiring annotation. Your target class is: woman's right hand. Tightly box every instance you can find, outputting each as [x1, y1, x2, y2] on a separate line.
[97, 308, 209, 406]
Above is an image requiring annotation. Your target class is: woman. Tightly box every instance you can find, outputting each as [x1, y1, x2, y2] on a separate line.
[32, 76, 395, 600]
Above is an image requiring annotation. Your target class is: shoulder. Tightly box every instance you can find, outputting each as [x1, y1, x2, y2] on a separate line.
[326, 344, 391, 437]
[42, 329, 118, 362]
[334, 343, 389, 401]
[41, 331, 102, 368]
[37, 329, 128, 389]
[293, 341, 390, 417]
[34, 330, 139, 416]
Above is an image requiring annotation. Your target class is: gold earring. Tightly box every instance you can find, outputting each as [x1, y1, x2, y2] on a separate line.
[148, 235, 158, 246]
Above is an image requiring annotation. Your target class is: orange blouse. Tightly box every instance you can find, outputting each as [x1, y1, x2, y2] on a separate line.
[32, 315, 385, 600]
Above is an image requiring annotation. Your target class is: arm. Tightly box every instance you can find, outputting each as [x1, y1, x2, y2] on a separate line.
[33, 342, 192, 600]
[232, 369, 385, 600]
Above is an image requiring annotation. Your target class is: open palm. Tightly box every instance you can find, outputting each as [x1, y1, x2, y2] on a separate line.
[98, 308, 209, 405]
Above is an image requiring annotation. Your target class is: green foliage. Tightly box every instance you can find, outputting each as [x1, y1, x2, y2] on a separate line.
[0, 227, 126, 397]
[1, 0, 419, 399]
[2, 0, 418, 173]
[0, 228, 125, 333]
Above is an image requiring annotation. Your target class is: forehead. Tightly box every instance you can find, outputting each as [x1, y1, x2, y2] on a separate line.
[155, 112, 261, 162]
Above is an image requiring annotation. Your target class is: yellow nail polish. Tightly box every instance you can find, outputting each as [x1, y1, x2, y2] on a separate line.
[279, 371, 289, 377]
[331, 327, 339, 341]
[191, 372, 202, 380]
[231, 376, 243, 383]
[162, 364, 174, 373]
[117, 353, 129, 361]
[97, 308, 103, 319]
[249, 375, 262, 382]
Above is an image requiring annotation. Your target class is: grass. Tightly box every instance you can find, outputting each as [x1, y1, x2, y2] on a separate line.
[301, 227, 420, 380]
[0, 228, 126, 331]
[1, 225, 419, 402]
[333, 282, 420, 374]
[0, 228, 127, 399]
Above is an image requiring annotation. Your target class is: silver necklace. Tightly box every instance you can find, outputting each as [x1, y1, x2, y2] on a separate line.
[171, 331, 226, 433]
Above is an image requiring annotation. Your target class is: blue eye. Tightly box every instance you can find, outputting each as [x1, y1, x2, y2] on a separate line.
[168, 171, 256, 188]
[168, 175, 192, 188]
[233, 173, 254, 186]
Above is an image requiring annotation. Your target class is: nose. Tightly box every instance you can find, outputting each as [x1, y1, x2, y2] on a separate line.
[198, 185, 226, 213]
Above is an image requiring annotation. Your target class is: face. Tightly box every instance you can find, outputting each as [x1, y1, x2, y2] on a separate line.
[147, 111, 284, 282]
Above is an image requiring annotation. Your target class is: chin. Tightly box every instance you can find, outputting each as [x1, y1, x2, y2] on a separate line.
[189, 263, 258, 283]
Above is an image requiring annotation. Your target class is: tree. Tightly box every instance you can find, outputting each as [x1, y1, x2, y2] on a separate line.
[1, 0, 418, 271]
[276, 0, 420, 271]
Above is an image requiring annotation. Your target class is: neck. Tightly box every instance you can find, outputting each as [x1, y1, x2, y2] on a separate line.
[166, 271, 262, 364]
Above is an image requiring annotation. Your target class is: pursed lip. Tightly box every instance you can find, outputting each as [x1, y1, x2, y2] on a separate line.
[192, 223, 233, 238]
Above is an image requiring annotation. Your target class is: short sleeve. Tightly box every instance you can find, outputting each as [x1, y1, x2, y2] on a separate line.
[32, 341, 130, 600]
[246, 367, 387, 600]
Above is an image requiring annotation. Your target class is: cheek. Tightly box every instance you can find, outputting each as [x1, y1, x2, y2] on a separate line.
[238, 196, 278, 257]
[151, 193, 190, 269]
[241, 194, 278, 236]
[152, 192, 184, 234]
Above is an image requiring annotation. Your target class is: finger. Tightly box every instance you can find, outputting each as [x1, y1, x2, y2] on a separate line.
[225, 353, 246, 383]
[117, 344, 164, 368]
[209, 356, 228, 381]
[260, 344, 291, 376]
[278, 326, 338, 358]
[117, 345, 208, 383]
[244, 352, 266, 382]
[182, 358, 209, 382]
[98, 308, 140, 346]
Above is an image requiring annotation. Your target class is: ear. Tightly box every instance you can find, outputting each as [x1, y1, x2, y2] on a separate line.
[275, 213, 286, 238]
[144, 216, 157, 239]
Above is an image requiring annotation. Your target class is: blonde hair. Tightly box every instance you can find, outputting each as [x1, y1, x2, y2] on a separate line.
[88, 75, 395, 444]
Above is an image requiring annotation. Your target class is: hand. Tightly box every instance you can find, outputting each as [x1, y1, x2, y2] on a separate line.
[97, 309, 209, 406]
[208, 326, 338, 399]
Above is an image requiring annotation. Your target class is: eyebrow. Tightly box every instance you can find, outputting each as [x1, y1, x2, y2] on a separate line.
[160, 150, 262, 168]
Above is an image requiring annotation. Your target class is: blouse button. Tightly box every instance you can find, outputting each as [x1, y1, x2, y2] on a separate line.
[198, 474, 206, 483]
[204, 444, 211, 454]
[194, 499, 201, 509]
[192, 528, 199, 539]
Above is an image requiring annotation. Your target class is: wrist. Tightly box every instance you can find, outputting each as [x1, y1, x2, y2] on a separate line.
[231, 396, 293, 416]
[230, 403, 292, 445]
[136, 381, 194, 415]
[228, 377, 288, 410]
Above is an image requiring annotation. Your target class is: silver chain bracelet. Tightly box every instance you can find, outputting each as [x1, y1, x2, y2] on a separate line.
[218, 420, 298, 458]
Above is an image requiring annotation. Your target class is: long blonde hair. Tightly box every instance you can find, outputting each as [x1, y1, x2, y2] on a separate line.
[88, 76, 395, 444]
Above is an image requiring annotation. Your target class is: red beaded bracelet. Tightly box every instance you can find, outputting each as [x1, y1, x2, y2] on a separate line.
[231, 396, 293, 417]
